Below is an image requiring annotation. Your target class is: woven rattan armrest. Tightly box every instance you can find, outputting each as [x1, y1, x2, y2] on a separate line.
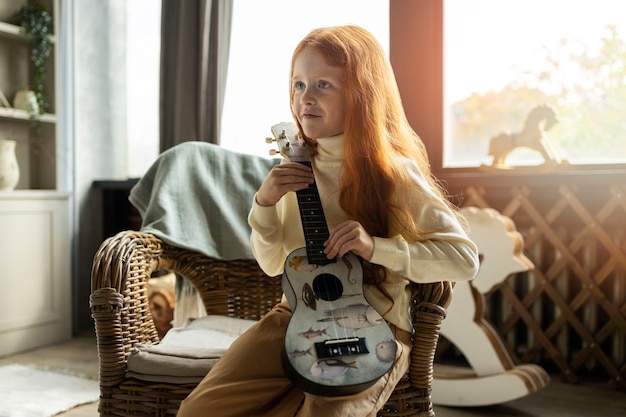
[90, 231, 163, 387]
[379, 281, 452, 416]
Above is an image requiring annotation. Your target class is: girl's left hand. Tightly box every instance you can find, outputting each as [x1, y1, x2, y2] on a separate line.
[324, 220, 374, 261]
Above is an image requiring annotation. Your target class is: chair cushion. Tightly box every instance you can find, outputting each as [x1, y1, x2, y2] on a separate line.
[126, 315, 257, 383]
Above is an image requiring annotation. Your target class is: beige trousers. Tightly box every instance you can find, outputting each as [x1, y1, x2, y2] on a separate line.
[178, 301, 411, 417]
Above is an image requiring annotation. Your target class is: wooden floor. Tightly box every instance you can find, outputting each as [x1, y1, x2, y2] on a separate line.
[1, 332, 624, 417]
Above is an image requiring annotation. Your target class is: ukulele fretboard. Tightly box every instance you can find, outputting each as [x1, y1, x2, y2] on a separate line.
[295, 161, 334, 266]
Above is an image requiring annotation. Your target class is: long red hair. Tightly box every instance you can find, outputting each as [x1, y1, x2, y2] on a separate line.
[290, 25, 450, 251]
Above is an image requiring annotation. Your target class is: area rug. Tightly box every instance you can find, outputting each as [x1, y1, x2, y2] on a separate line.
[0, 364, 99, 417]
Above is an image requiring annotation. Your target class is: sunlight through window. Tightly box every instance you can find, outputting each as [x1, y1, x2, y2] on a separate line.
[126, 0, 161, 177]
[221, 0, 389, 158]
[444, 0, 626, 167]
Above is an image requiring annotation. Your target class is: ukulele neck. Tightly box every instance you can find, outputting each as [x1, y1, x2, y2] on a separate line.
[295, 161, 334, 266]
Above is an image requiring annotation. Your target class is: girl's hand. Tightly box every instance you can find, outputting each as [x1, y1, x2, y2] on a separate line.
[255, 162, 314, 207]
[324, 220, 374, 261]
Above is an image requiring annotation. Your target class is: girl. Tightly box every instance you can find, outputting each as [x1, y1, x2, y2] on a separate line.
[179, 25, 479, 417]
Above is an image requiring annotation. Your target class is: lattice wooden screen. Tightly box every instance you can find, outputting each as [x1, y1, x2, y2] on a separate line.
[439, 176, 626, 390]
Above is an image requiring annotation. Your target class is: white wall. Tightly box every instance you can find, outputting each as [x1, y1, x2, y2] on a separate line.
[72, 0, 128, 330]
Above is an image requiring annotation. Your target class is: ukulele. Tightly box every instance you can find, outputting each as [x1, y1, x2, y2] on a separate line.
[267, 122, 397, 397]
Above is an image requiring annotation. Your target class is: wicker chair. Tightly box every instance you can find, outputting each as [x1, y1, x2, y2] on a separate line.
[90, 230, 453, 417]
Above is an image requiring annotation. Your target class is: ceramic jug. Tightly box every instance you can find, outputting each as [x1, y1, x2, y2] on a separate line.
[0, 139, 19, 190]
[13, 87, 39, 115]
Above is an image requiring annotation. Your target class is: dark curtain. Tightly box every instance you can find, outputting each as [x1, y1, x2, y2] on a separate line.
[159, 0, 233, 151]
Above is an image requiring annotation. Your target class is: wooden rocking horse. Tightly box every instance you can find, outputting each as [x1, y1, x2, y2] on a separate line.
[482, 104, 566, 172]
[433, 207, 550, 406]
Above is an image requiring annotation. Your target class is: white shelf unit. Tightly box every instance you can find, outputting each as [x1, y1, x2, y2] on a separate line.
[0, 0, 59, 191]
[0, 0, 72, 356]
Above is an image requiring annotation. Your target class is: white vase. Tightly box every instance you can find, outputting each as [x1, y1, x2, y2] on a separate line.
[0, 139, 20, 190]
[13, 87, 39, 115]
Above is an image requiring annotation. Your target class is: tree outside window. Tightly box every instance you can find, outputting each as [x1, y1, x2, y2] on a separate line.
[444, 0, 626, 167]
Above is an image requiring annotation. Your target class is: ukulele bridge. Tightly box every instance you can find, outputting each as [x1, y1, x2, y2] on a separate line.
[314, 337, 369, 359]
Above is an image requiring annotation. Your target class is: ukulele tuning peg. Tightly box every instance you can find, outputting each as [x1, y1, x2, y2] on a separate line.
[269, 149, 279, 156]
[266, 137, 275, 144]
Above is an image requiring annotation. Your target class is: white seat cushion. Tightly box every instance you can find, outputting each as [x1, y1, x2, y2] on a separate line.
[126, 315, 257, 383]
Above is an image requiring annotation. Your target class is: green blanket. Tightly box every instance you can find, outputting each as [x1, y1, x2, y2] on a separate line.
[129, 141, 279, 260]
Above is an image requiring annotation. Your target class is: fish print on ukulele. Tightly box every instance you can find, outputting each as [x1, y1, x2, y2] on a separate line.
[302, 282, 316, 310]
[310, 359, 358, 379]
[289, 255, 317, 272]
[298, 327, 328, 340]
[287, 346, 314, 359]
[318, 304, 385, 329]
[375, 340, 397, 363]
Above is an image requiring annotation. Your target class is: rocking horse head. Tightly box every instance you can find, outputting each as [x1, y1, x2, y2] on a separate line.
[525, 104, 559, 132]
[461, 207, 533, 294]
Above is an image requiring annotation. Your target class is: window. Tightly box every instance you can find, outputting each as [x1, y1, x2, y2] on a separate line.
[124, 1, 389, 171]
[443, 0, 626, 167]
[220, 0, 390, 158]
[126, 0, 161, 177]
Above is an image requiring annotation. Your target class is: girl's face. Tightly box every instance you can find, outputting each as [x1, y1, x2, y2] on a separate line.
[291, 47, 346, 139]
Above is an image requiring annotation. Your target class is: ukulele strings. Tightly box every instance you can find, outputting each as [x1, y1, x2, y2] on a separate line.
[300, 162, 356, 348]
[292, 134, 359, 351]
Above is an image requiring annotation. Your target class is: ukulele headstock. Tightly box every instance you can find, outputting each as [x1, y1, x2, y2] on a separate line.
[266, 122, 311, 163]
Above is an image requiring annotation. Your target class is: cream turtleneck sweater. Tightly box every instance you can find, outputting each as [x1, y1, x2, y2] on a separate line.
[248, 134, 479, 333]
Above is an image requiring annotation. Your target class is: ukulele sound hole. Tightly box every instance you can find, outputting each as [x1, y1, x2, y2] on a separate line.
[312, 273, 343, 301]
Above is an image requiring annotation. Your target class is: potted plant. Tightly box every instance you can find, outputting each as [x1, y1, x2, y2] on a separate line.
[12, 3, 53, 122]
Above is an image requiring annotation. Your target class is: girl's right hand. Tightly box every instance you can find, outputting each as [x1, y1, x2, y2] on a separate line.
[255, 162, 314, 206]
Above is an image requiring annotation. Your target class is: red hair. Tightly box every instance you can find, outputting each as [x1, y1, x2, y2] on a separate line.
[290, 25, 450, 245]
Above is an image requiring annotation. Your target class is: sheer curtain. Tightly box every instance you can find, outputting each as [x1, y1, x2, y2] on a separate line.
[159, 0, 233, 151]
[158, 0, 234, 321]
